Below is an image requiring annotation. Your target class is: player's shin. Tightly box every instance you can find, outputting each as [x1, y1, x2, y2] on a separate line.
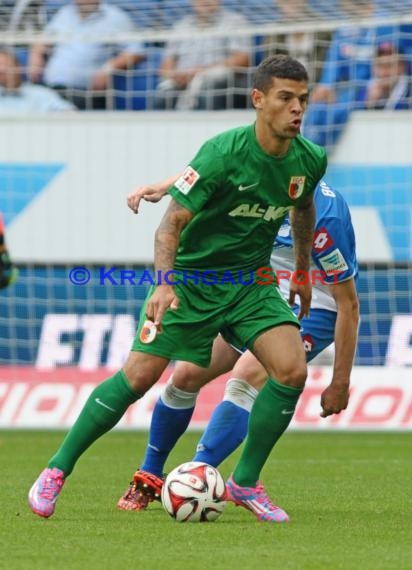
[48, 370, 141, 476]
[140, 377, 198, 476]
[233, 378, 302, 487]
[193, 378, 257, 466]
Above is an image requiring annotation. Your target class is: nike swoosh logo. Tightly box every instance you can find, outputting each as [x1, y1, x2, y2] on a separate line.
[95, 398, 116, 412]
[238, 182, 259, 192]
[281, 409, 294, 415]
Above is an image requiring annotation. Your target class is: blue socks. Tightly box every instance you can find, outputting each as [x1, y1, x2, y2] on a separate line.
[140, 378, 198, 477]
[140, 377, 258, 476]
[193, 401, 249, 467]
[193, 378, 258, 467]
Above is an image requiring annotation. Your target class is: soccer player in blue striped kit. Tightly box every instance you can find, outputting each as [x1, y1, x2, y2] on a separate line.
[118, 178, 360, 519]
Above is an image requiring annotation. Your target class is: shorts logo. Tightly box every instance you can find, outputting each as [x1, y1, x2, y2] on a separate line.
[288, 176, 306, 199]
[318, 248, 349, 274]
[175, 166, 200, 195]
[313, 227, 334, 252]
[302, 334, 314, 352]
[140, 320, 157, 344]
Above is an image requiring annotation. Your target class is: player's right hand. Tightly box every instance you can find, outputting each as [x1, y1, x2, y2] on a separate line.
[320, 381, 350, 417]
[127, 185, 167, 214]
[289, 277, 312, 320]
[145, 284, 179, 332]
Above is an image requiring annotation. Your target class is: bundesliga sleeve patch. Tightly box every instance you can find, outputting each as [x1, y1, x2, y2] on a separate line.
[318, 248, 349, 274]
[174, 166, 200, 195]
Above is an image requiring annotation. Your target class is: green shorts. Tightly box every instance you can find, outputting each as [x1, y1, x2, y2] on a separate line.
[132, 280, 300, 367]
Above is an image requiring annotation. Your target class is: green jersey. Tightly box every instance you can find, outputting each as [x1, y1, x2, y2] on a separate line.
[169, 123, 327, 274]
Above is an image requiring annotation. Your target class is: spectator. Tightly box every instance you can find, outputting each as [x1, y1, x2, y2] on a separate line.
[28, 0, 146, 110]
[0, 0, 46, 33]
[0, 50, 75, 111]
[360, 42, 412, 110]
[262, 0, 330, 83]
[0, 210, 18, 289]
[153, 0, 251, 110]
[303, 0, 404, 149]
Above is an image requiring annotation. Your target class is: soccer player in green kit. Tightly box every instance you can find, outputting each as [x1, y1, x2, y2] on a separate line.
[28, 54, 327, 522]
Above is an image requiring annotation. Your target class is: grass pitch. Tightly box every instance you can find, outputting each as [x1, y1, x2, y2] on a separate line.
[1, 430, 411, 570]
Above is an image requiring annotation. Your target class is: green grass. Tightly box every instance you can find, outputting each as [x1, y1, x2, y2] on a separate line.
[1, 431, 411, 570]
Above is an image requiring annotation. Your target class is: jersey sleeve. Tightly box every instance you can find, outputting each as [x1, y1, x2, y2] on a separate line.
[304, 146, 328, 203]
[168, 140, 226, 213]
[318, 149, 328, 184]
[311, 215, 357, 285]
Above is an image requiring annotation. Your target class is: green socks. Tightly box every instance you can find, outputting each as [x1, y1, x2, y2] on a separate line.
[48, 370, 141, 476]
[233, 378, 302, 487]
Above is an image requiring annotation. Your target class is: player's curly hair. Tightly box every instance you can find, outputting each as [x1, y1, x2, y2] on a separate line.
[253, 54, 309, 93]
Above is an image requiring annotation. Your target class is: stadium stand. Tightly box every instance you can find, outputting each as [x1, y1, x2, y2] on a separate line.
[2, 2, 412, 119]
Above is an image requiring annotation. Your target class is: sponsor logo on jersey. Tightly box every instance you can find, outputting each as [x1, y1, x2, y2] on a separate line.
[288, 176, 306, 199]
[175, 166, 200, 195]
[318, 248, 349, 274]
[302, 334, 314, 352]
[228, 203, 291, 222]
[313, 227, 334, 252]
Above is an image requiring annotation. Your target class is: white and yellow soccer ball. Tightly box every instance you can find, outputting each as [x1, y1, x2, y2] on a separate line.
[161, 461, 227, 522]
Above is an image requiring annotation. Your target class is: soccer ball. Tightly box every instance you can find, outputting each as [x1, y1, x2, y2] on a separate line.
[161, 461, 227, 522]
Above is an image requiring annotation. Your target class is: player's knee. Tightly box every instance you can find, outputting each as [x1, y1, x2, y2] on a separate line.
[161, 376, 199, 408]
[172, 362, 209, 392]
[173, 372, 203, 392]
[232, 355, 267, 389]
[122, 367, 156, 394]
[277, 361, 307, 388]
[122, 352, 167, 394]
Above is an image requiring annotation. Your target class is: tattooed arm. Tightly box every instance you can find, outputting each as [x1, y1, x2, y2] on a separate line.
[289, 195, 316, 319]
[146, 199, 194, 328]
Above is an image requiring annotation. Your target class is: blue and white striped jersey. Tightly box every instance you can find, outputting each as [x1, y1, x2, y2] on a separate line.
[272, 180, 358, 312]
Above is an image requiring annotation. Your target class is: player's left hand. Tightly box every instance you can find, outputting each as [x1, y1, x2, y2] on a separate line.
[289, 276, 311, 319]
[320, 382, 350, 418]
[127, 185, 166, 214]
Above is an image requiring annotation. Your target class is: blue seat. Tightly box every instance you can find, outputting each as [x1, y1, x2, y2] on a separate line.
[240, 0, 277, 24]
[14, 47, 30, 81]
[45, 0, 66, 20]
[157, 0, 191, 28]
[108, 0, 161, 29]
[308, 0, 339, 18]
[113, 50, 162, 110]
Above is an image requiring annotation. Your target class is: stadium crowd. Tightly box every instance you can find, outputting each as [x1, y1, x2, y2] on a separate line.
[1, 0, 412, 146]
